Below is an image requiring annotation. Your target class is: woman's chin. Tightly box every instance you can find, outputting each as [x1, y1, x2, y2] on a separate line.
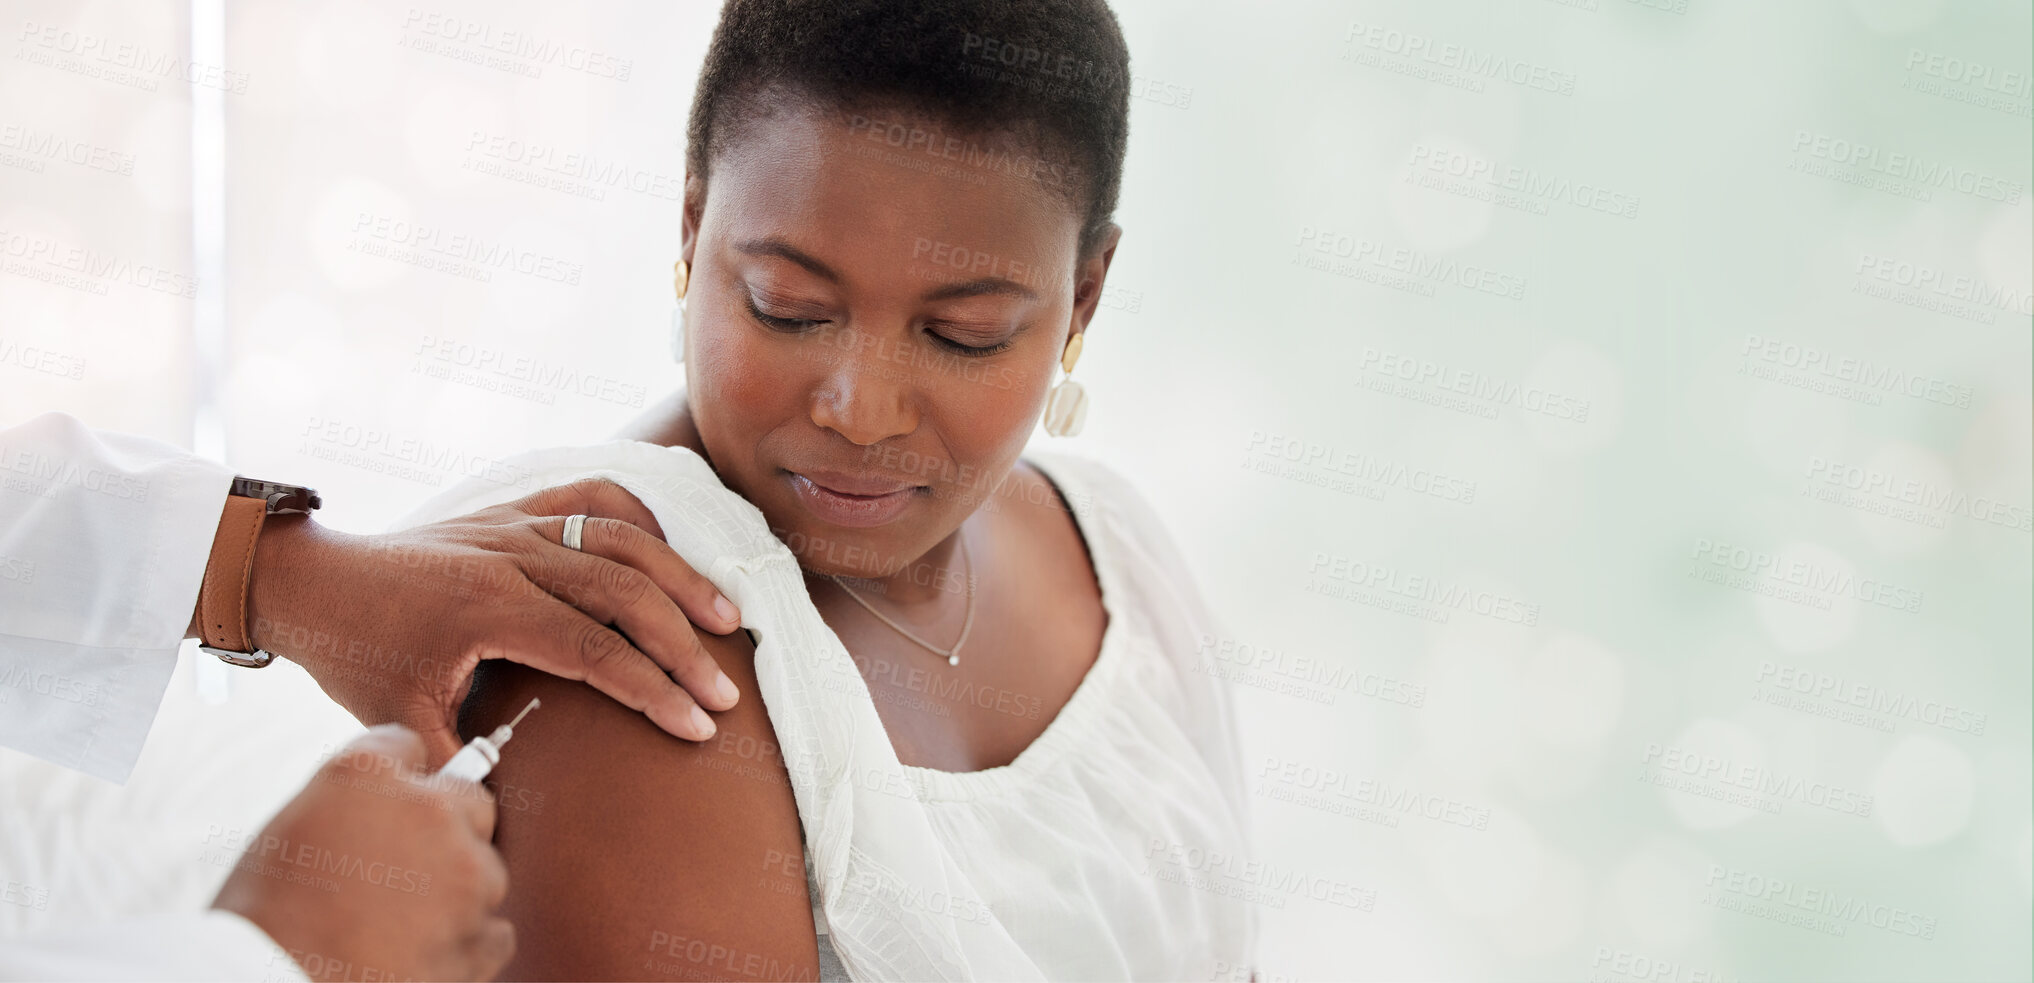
[764, 514, 911, 581]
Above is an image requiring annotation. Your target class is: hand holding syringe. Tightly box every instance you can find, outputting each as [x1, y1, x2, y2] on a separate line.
[436, 698, 541, 782]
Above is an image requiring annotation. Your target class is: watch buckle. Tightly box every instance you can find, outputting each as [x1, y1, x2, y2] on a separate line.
[201, 644, 277, 669]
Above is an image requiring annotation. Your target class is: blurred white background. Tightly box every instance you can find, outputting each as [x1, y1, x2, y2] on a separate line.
[2, 0, 2028, 979]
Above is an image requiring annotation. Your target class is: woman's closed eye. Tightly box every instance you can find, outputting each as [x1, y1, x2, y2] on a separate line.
[923, 321, 1014, 357]
[746, 292, 1016, 357]
[744, 293, 830, 332]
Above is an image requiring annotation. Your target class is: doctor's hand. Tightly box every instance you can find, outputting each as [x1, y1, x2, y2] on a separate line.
[197, 476, 744, 766]
[212, 726, 512, 982]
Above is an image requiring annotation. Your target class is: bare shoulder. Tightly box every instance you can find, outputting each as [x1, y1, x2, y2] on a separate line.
[1002, 458, 1082, 546]
[1005, 452, 1123, 554]
[611, 388, 704, 454]
[458, 628, 820, 981]
[1017, 451, 1186, 573]
[999, 456, 1106, 612]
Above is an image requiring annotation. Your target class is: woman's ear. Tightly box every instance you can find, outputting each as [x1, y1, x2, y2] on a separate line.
[680, 172, 706, 267]
[1071, 222, 1124, 334]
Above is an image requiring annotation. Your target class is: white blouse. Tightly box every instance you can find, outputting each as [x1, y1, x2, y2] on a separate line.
[395, 440, 1259, 982]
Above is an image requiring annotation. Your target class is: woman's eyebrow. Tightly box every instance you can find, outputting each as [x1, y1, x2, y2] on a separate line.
[923, 277, 1037, 302]
[734, 237, 841, 283]
[736, 236, 1037, 302]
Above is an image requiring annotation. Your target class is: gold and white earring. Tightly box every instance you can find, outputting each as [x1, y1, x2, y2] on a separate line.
[1043, 332, 1088, 437]
[668, 259, 690, 364]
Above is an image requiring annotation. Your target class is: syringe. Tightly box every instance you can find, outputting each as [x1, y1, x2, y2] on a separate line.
[435, 698, 541, 782]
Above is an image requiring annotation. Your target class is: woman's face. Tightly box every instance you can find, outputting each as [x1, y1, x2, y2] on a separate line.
[679, 101, 1116, 578]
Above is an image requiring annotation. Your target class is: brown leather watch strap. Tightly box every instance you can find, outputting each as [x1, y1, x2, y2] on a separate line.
[199, 494, 269, 653]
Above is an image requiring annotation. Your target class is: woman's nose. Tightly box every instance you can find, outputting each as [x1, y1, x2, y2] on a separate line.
[809, 332, 920, 446]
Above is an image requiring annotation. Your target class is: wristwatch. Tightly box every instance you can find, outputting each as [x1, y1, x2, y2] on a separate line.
[197, 476, 322, 668]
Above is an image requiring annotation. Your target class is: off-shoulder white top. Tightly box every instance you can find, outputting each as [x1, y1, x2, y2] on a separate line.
[397, 442, 1258, 982]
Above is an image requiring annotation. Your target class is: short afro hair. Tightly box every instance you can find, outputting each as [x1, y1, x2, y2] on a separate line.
[685, 0, 1132, 258]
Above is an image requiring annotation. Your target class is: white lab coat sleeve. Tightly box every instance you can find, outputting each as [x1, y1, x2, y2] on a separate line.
[0, 411, 234, 784]
[0, 908, 309, 982]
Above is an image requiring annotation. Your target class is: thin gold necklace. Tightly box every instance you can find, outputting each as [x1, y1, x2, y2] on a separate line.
[829, 533, 976, 667]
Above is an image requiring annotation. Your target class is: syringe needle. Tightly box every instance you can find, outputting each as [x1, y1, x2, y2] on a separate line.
[436, 698, 544, 782]
[506, 698, 540, 731]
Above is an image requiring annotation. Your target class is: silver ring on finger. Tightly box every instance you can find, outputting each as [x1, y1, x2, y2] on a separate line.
[562, 513, 589, 552]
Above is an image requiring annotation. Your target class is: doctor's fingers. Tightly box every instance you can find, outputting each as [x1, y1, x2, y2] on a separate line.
[459, 835, 510, 911]
[456, 917, 517, 982]
[334, 723, 432, 777]
[327, 725, 492, 838]
[406, 714, 473, 774]
[404, 793, 508, 901]
[507, 478, 744, 636]
[417, 773, 500, 843]
[540, 511, 742, 637]
[510, 475, 670, 540]
[526, 520, 740, 710]
[506, 476, 746, 638]
[491, 603, 719, 742]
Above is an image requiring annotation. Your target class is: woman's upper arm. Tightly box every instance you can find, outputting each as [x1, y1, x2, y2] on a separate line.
[459, 627, 820, 981]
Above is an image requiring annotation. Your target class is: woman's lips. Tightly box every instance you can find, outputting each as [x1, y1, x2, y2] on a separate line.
[786, 471, 922, 528]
